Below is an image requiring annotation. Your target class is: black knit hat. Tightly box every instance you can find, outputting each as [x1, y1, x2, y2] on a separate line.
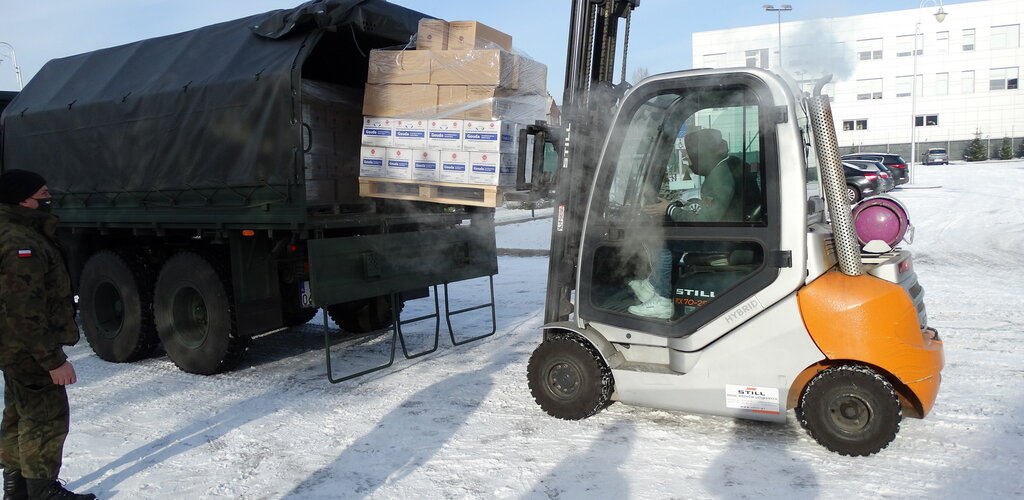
[0, 169, 47, 204]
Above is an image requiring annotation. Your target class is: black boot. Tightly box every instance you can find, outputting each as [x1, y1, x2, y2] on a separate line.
[2, 469, 27, 500]
[23, 479, 95, 500]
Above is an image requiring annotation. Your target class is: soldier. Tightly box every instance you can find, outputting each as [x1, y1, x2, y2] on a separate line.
[0, 170, 96, 500]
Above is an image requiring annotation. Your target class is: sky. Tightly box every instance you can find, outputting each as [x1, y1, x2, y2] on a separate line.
[0, 0, 979, 100]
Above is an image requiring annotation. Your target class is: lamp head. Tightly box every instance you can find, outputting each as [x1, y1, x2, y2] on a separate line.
[934, 6, 947, 23]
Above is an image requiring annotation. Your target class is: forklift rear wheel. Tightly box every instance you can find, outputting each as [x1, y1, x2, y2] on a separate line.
[798, 365, 902, 456]
[527, 334, 613, 420]
[79, 250, 159, 362]
[154, 252, 250, 375]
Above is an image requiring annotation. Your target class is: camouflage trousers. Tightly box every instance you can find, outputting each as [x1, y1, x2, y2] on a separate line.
[0, 366, 69, 480]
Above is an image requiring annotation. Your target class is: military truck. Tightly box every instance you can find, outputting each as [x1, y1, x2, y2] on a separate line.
[0, 1, 498, 375]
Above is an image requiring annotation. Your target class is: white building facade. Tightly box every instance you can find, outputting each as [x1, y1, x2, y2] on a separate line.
[692, 0, 1023, 161]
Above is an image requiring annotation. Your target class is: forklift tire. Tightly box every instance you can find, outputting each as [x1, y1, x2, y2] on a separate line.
[326, 295, 394, 333]
[527, 334, 613, 420]
[154, 252, 250, 375]
[797, 365, 902, 456]
[79, 250, 159, 362]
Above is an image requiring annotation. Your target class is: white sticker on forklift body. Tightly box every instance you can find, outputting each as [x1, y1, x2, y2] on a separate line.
[725, 385, 780, 414]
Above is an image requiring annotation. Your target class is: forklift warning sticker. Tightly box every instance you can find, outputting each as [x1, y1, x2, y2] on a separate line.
[725, 385, 780, 414]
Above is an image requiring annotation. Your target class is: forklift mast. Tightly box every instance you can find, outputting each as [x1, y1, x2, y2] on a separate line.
[545, 0, 639, 324]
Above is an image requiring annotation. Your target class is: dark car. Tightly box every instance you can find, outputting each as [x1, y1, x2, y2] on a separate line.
[845, 159, 894, 192]
[842, 153, 909, 186]
[843, 162, 881, 203]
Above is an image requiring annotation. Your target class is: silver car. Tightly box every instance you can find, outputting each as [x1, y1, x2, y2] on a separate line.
[924, 148, 949, 165]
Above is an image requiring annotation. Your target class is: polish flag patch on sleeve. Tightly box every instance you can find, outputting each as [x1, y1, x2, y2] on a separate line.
[17, 249, 32, 258]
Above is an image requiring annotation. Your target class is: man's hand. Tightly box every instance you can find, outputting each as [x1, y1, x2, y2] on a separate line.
[49, 361, 77, 386]
[643, 197, 671, 216]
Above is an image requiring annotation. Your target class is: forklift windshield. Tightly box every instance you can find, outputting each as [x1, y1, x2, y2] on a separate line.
[579, 78, 779, 335]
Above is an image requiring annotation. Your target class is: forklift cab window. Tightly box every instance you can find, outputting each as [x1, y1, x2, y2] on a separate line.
[583, 83, 774, 331]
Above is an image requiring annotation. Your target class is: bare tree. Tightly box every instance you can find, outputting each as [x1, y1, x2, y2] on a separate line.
[631, 66, 650, 84]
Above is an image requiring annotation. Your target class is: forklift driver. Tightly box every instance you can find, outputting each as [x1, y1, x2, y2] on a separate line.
[628, 127, 742, 320]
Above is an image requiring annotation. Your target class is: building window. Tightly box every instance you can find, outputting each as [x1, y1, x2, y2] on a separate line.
[962, 29, 976, 51]
[936, 31, 949, 55]
[856, 38, 883, 60]
[990, 67, 1019, 90]
[991, 25, 1020, 50]
[843, 119, 868, 131]
[962, 70, 975, 93]
[856, 78, 883, 100]
[895, 75, 922, 97]
[703, 53, 726, 68]
[935, 72, 949, 96]
[896, 34, 922, 57]
[915, 115, 939, 127]
[745, 48, 769, 69]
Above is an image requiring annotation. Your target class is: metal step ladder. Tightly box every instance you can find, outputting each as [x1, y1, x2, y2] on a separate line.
[323, 275, 497, 383]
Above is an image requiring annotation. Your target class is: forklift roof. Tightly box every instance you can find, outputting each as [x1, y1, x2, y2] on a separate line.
[1, 0, 429, 193]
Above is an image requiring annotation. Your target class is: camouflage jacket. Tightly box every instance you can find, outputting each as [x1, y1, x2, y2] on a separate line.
[0, 203, 79, 371]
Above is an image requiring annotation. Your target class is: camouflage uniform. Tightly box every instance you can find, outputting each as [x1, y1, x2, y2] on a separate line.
[0, 202, 80, 480]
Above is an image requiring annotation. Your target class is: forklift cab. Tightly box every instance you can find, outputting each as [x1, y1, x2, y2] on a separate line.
[578, 71, 785, 338]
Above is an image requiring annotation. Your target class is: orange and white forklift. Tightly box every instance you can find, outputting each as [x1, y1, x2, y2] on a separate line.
[523, 0, 943, 456]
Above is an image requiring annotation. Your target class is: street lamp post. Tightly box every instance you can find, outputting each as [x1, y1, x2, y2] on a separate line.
[0, 42, 24, 90]
[763, 4, 793, 69]
[909, 1, 947, 184]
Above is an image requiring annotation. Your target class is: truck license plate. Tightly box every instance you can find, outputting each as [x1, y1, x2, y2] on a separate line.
[299, 281, 314, 308]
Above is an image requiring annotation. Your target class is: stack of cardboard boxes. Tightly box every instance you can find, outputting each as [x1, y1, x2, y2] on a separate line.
[359, 19, 548, 188]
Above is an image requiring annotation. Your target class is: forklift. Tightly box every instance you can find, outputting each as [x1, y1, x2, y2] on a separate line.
[522, 0, 943, 456]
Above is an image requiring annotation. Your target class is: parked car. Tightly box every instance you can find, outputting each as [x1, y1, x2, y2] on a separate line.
[842, 153, 909, 185]
[843, 162, 882, 203]
[924, 148, 949, 165]
[845, 159, 894, 192]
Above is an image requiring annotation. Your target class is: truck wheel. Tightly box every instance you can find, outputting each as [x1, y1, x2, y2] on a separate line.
[527, 334, 613, 420]
[326, 295, 394, 333]
[797, 365, 902, 456]
[78, 250, 158, 362]
[154, 252, 250, 374]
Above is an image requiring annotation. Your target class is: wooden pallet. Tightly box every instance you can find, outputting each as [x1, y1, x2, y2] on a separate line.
[358, 177, 502, 207]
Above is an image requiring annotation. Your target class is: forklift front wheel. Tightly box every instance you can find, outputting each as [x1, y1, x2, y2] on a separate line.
[527, 334, 613, 420]
[798, 365, 902, 456]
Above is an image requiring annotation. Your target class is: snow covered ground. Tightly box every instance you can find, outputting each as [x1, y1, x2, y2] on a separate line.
[26, 161, 1024, 498]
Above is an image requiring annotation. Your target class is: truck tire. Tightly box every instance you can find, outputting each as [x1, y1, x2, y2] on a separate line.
[797, 365, 902, 456]
[326, 295, 394, 333]
[78, 250, 159, 362]
[527, 333, 613, 420]
[154, 252, 250, 374]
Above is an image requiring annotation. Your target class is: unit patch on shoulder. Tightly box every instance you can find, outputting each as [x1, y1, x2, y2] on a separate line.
[17, 249, 33, 258]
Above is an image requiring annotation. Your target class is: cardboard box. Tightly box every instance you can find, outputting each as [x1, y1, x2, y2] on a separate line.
[463, 120, 517, 153]
[428, 119, 464, 150]
[439, 150, 469, 183]
[468, 152, 517, 186]
[417, 19, 448, 50]
[359, 146, 386, 177]
[393, 118, 429, 148]
[386, 147, 414, 179]
[367, 49, 431, 84]
[362, 84, 437, 118]
[413, 149, 441, 181]
[447, 21, 513, 51]
[361, 116, 394, 147]
[430, 50, 515, 88]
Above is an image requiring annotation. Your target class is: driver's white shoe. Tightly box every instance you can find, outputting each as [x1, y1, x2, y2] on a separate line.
[627, 295, 673, 320]
[628, 279, 656, 303]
